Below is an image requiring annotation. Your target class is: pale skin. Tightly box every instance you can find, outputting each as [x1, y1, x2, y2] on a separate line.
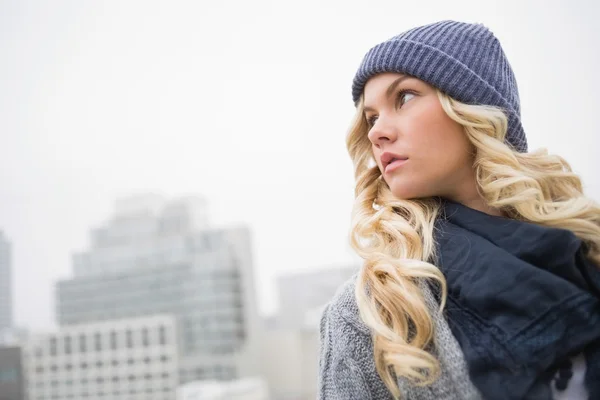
[363, 72, 502, 217]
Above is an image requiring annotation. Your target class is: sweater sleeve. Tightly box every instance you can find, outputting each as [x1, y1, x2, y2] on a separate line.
[317, 304, 374, 400]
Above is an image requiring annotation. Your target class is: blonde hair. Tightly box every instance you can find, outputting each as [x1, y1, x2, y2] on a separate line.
[347, 90, 600, 398]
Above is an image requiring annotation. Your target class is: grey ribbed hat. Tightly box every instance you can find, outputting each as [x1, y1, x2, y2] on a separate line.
[352, 20, 527, 152]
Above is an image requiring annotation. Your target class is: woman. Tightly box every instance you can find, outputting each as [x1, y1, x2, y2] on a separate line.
[318, 20, 600, 400]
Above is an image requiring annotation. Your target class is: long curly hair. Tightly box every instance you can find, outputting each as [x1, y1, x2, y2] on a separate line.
[347, 89, 600, 398]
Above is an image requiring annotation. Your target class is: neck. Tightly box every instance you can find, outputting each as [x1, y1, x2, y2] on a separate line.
[446, 181, 504, 217]
[444, 168, 505, 217]
[459, 196, 504, 217]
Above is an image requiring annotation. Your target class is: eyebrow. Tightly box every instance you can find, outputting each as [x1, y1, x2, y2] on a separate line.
[363, 75, 410, 113]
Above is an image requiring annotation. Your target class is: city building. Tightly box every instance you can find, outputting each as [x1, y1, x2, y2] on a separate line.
[275, 265, 357, 330]
[0, 345, 25, 400]
[0, 327, 29, 348]
[70, 194, 209, 278]
[261, 328, 319, 400]
[0, 231, 13, 331]
[262, 265, 357, 400]
[55, 194, 262, 384]
[176, 377, 269, 400]
[24, 314, 178, 400]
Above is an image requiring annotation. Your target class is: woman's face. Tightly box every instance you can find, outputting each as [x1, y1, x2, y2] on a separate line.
[363, 72, 477, 201]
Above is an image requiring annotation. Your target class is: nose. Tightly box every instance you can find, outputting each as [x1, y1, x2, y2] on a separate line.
[367, 115, 399, 148]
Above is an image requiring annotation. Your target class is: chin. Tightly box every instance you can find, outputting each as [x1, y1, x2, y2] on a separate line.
[391, 192, 422, 201]
[387, 182, 432, 201]
[389, 187, 419, 200]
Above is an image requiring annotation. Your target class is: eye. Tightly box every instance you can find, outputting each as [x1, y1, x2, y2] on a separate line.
[366, 115, 378, 128]
[396, 90, 416, 108]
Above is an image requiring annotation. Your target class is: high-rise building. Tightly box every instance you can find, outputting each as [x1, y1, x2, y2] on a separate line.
[55, 194, 261, 385]
[176, 377, 269, 400]
[0, 345, 25, 400]
[0, 231, 13, 332]
[262, 265, 357, 400]
[275, 265, 357, 330]
[24, 314, 179, 400]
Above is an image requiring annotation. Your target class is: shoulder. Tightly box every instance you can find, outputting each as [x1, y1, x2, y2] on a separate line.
[321, 274, 370, 339]
[318, 275, 394, 400]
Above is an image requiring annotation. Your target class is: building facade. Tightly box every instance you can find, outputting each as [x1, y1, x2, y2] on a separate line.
[70, 195, 210, 278]
[0, 346, 25, 400]
[55, 195, 261, 385]
[176, 378, 269, 400]
[275, 265, 357, 330]
[0, 231, 13, 331]
[24, 315, 178, 400]
[262, 265, 357, 400]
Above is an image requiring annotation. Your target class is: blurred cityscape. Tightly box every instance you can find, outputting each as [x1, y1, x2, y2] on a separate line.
[0, 194, 357, 400]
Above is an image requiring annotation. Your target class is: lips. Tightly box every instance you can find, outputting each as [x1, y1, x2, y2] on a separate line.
[380, 152, 408, 172]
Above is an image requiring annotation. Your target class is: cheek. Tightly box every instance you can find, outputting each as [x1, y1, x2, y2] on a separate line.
[410, 104, 470, 159]
[377, 99, 474, 199]
[395, 105, 473, 194]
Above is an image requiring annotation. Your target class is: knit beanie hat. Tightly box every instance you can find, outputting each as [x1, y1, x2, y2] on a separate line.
[352, 20, 528, 152]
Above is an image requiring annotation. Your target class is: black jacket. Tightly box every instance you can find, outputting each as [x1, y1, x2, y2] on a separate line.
[435, 200, 600, 400]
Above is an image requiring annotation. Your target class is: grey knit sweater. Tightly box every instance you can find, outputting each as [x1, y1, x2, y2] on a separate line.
[317, 276, 482, 400]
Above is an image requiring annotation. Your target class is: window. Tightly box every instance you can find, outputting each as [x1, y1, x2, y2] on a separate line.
[235, 327, 245, 341]
[160, 355, 169, 363]
[79, 334, 87, 353]
[35, 367, 44, 374]
[96, 361, 103, 368]
[94, 333, 102, 351]
[126, 330, 133, 348]
[111, 360, 119, 367]
[226, 366, 237, 380]
[110, 331, 117, 350]
[49, 337, 57, 356]
[63, 336, 71, 354]
[159, 326, 167, 345]
[142, 327, 149, 347]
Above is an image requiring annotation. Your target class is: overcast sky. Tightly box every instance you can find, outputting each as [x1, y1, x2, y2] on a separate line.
[1, 0, 599, 330]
